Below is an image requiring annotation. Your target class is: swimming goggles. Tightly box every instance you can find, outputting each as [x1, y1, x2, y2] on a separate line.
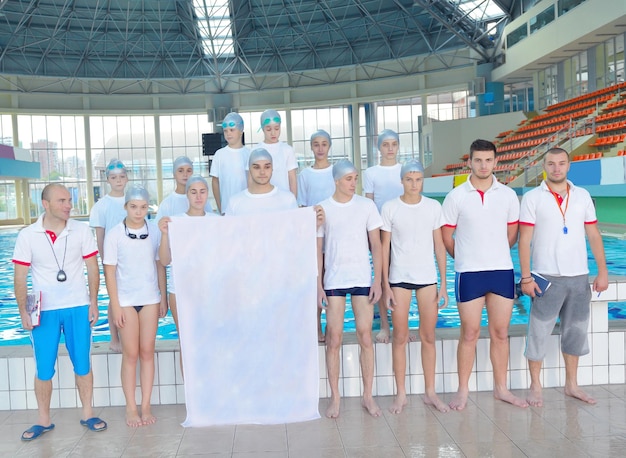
[261, 116, 281, 127]
[124, 220, 149, 240]
[107, 162, 125, 171]
[222, 120, 238, 128]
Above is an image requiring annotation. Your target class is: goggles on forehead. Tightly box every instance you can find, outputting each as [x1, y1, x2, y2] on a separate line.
[107, 163, 125, 171]
[261, 116, 281, 127]
[222, 120, 238, 129]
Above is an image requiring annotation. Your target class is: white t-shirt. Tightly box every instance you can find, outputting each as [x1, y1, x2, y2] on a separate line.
[362, 163, 403, 212]
[225, 187, 298, 216]
[317, 195, 383, 289]
[209, 145, 251, 213]
[156, 191, 213, 221]
[520, 180, 597, 276]
[89, 194, 126, 234]
[251, 141, 297, 193]
[167, 212, 218, 294]
[381, 196, 442, 284]
[297, 165, 335, 207]
[12, 216, 98, 311]
[441, 175, 519, 273]
[103, 220, 162, 307]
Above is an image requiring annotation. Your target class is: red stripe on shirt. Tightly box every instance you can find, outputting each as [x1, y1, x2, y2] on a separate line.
[519, 221, 535, 227]
[12, 259, 31, 266]
[443, 224, 457, 229]
[83, 250, 98, 259]
[584, 220, 598, 225]
[507, 220, 519, 225]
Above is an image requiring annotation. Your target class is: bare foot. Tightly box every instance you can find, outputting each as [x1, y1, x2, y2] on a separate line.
[141, 411, 157, 425]
[375, 329, 390, 344]
[109, 340, 122, 353]
[408, 333, 418, 343]
[325, 397, 341, 418]
[424, 392, 449, 413]
[362, 396, 382, 417]
[389, 393, 408, 414]
[448, 390, 469, 411]
[494, 387, 528, 408]
[527, 384, 543, 407]
[565, 385, 597, 404]
[126, 409, 142, 428]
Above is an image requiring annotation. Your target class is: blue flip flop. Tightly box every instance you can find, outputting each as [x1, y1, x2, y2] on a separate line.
[21, 424, 55, 441]
[80, 417, 107, 432]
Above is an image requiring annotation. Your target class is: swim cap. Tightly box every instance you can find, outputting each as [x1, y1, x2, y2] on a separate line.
[248, 148, 273, 168]
[401, 159, 425, 178]
[260, 109, 281, 127]
[185, 175, 209, 193]
[310, 129, 332, 146]
[377, 129, 400, 150]
[125, 185, 150, 203]
[105, 159, 127, 177]
[173, 156, 193, 172]
[221, 112, 244, 131]
[332, 159, 357, 181]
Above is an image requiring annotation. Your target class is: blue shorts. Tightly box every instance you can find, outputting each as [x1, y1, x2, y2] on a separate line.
[30, 305, 92, 381]
[325, 287, 370, 297]
[455, 269, 515, 303]
[389, 282, 436, 291]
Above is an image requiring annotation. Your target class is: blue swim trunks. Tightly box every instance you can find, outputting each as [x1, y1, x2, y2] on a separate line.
[455, 269, 515, 303]
[325, 286, 370, 297]
[30, 305, 92, 381]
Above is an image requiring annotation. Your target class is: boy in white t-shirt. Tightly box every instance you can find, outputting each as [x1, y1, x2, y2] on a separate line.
[381, 159, 449, 414]
[363, 129, 403, 344]
[252, 109, 298, 197]
[89, 158, 128, 353]
[317, 159, 383, 419]
[297, 129, 335, 342]
[210, 112, 250, 214]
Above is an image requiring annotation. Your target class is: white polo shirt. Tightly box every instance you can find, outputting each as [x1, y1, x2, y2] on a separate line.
[89, 194, 126, 234]
[520, 180, 597, 276]
[297, 165, 335, 207]
[441, 175, 519, 273]
[251, 141, 297, 193]
[381, 196, 442, 284]
[225, 186, 298, 216]
[12, 215, 98, 311]
[362, 163, 403, 212]
[317, 195, 383, 290]
[103, 220, 162, 307]
[209, 145, 250, 213]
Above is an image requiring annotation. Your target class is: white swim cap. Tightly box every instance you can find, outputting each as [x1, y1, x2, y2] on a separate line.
[185, 175, 209, 193]
[222, 112, 244, 131]
[173, 156, 193, 171]
[125, 185, 150, 203]
[260, 109, 281, 127]
[105, 159, 127, 177]
[377, 129, 399, 150]
[332, 159, 357, 181]
[248, 148, 273, 168]
[310, 129, 332, 146]
[401, 159, 425, 178]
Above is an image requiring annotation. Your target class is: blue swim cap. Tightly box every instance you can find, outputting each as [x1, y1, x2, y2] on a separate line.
[105, 159, 127, 177]
[173, 156, 193, 172]
[332, 159, 357, 181]
[222, 112, 244, 131]
[248, 148, 273, 168]
[260, 109, 281, 127]
[401, 159, 425, 178]
[185, 175, 209, 193]
[377, 129, 400, 150]
[310, 129, 332, 146]
[125, 185, 150, 203]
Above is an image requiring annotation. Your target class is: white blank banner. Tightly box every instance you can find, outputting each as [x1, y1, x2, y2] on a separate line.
[169, 208, 320, 427]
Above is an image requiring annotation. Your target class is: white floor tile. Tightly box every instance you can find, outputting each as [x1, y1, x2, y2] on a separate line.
[8, 358, 26, 390]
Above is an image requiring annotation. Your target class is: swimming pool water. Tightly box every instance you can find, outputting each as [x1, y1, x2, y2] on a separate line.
[0, 229, 625, 345]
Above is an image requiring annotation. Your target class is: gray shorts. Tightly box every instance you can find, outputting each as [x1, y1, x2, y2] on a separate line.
[525, 274, 591, 361]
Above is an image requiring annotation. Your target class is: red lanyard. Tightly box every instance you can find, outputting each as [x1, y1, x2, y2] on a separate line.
[547, 183, 570, 234]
